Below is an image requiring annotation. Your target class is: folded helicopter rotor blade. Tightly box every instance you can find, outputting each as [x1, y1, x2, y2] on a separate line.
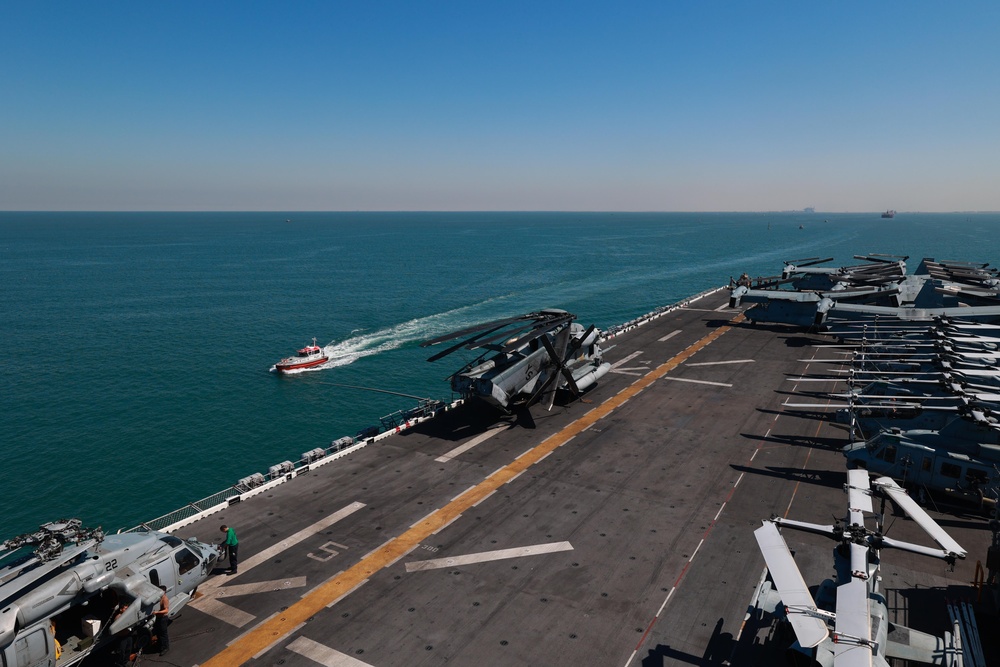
[833, 578, 874, 667]
[785, 256, 825, 266]
[424, 323, 518, 362]
[753, 522, 830, 649]
[494, 314, 576, 354]
[472, 319, 556, 349]
[421, 314, 533, 348]
[799, 256, 835, 267]
[870, 477, 966, 559]
[846, 469, 873, 514]
[552, 321, 572, 361]
[559, 365, 582, 396]
[526, 367, 561, 411]
[543, 327, 573, 409]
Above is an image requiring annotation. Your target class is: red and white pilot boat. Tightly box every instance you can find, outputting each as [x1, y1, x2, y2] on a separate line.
[274, 338, 329, 373]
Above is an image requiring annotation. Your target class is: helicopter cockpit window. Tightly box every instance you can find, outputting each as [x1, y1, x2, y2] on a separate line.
[175, 548, 198, 575]
[159, 535, 182, 548]
[965, 468, 989, 488]
[940, 462, 961, 479]
[877, 444, 896, 464]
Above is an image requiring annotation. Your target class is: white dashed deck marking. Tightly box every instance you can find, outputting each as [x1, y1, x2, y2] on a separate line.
[405, 541, 574, 572]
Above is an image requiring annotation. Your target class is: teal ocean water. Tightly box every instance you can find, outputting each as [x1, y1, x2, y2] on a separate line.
[2, 211, 997, 535]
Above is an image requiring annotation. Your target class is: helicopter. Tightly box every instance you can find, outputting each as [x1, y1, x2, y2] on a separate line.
[420, 309, 611, 411]
[0, 519, 218, 666]
[843, 420, 1000, 511]
[729, 255, 909, 326]
[731, 257, 1000, 328]
[752, 468, 966, 666]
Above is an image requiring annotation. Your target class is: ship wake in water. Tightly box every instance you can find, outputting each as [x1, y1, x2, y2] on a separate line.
[273, 296, 523, 374]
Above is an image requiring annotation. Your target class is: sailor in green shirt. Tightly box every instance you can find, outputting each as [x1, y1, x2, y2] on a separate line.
[220, 525, 239, 574]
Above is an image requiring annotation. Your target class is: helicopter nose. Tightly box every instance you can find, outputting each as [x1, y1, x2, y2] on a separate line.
[205, 547, 220, 572]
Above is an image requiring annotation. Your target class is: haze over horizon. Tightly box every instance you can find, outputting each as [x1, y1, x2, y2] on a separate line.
[2, 2, 998, 213]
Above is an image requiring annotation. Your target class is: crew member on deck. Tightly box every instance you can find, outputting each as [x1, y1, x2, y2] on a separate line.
[220, 524, 239, 574]
[153, 587, 169, 656]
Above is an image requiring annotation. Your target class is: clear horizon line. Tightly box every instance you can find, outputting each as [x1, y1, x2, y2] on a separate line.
[3, 209, 999, 215]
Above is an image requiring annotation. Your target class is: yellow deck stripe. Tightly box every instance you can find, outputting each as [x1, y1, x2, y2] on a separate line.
[203, 312, 744, 665]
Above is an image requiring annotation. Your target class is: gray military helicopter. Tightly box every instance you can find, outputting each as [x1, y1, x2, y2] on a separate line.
[730, 255, 909, 327]
[0, 519, 218, 666]
[844, 418, 1000, 510]
[421, 309, 611, 411]
[753, 469, 966, 666]
[732, 256, 1000, 328]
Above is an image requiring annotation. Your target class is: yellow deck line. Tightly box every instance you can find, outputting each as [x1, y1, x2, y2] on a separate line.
[203, 312, 744, 666]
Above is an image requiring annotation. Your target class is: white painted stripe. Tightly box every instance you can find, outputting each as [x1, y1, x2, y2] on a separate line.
[656, 586, 677, 617]
[192, 597, 256, 628]
[714, 302, 730, 311]
[360, 538, 396, 561]
[610, 351, 644, 369]
[657, 330, 682, 342]
[660, 377, 733, 388]
[713, 503, 727, 522]
[383, 544, 418, 569]
[471, 489, 497, 508]
[287, 636, 375, 667]
[435, 425, 509, 462]
[609, 369, 644, 376]
[323, 577, 369, 608]
[689, 538, 704, 562]
[200, 501, 366, 592]
[405, 541, 574, 572]
[192, 503, 366, 626]
[505, 470, 525, 485]
[451, 485, 478, 501]
[252, 621, 305, 660]
[226, 609, 282, 645]
[214, 577, 308, 598]
[734, 472, 745, 487]
[430, 513, 462, 535]
[686, 359, 755, 366]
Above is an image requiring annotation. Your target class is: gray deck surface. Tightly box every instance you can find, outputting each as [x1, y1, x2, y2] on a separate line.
[150, 291, 993, 666]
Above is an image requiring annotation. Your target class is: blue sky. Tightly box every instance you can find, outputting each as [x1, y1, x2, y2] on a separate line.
[2, 1, 997, 211]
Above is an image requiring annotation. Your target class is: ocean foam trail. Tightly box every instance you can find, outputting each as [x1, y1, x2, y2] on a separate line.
[295, 297, 524, 372]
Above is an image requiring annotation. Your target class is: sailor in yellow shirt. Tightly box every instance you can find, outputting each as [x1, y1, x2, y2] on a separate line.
[49, 620, 62, 659]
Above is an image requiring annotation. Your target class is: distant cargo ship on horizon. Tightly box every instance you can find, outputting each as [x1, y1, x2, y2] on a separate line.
[882, 209, 896, 218]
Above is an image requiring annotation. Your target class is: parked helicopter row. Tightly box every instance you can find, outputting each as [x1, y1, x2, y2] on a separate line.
[782, 315, 1000, 511]
[730, 256, 1000, 327]
[737, 262, 996, 663]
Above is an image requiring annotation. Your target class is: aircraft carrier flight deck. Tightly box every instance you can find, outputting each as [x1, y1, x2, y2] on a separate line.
[153, 289, 993, 666]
